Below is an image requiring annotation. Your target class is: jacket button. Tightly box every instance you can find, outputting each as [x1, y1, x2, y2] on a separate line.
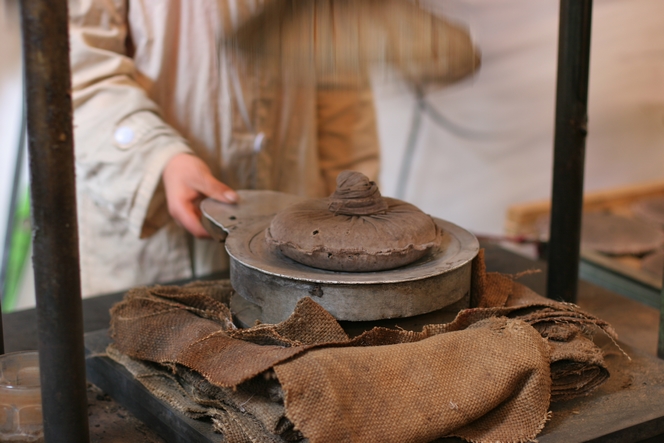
[114, 126, 135, 149]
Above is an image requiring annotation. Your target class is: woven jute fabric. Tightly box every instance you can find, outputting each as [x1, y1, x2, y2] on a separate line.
[111, 283, 315, 387]
[109, 250, 616, 443]
[107, 346, 300, 443]
[274, 317, 550, 443]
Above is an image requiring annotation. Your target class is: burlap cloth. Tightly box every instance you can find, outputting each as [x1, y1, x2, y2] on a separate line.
[108, 251, 617, 443]
[266, 171, 440, 272]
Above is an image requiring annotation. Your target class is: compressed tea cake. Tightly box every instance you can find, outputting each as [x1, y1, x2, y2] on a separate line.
[266, 171, 441, 272]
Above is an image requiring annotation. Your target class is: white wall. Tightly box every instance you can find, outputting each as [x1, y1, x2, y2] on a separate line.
[377, 0, 664, 236]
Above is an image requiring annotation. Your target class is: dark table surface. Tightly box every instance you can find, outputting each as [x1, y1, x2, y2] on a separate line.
[3, 243, 664, 442]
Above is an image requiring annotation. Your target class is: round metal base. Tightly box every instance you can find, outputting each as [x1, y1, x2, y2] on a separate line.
[202, 191, 479, 323]
[230, 292, 468, 336]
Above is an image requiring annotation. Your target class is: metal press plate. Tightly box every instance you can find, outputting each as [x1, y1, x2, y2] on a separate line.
[201, 190, 307, 240]
[201, 191, 479, 285]
[202, 191, 479, 322]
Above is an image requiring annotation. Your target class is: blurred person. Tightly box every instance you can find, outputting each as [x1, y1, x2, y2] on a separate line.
[69, 0, 477, 296]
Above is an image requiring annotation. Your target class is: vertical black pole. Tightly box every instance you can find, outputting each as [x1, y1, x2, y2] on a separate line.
[547, 0, 593, 303]
[659, 270, 664, 359]
[19, 0, 90, 442]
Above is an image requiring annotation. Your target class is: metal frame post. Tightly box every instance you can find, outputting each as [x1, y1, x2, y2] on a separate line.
[547, 0, 593, 303]
[19, 0, 90, 441]
[659, 274, 664, 359]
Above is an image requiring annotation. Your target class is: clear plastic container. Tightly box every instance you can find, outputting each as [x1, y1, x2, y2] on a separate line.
[0, 351, 43, 442]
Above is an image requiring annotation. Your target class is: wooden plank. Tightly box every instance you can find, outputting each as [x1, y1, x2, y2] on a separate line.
[505, 182, 664, 320]
[505, 180, 664, 236]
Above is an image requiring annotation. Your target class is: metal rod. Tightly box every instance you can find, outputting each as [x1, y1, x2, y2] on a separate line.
[19, 0, 90, 441]
[396, 90, 425, 200]
[659, 270, 664, 359]
[546, 0, 593, 303]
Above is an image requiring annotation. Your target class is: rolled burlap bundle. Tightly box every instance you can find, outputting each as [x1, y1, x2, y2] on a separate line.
[109, 252, 617, 443]
[110, 295, 552, 443]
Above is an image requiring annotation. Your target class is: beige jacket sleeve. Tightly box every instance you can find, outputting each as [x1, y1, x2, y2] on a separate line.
[69, 0, 192, 239]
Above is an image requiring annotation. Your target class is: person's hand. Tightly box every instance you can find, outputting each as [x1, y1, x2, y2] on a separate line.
[162, 153, 238, 238]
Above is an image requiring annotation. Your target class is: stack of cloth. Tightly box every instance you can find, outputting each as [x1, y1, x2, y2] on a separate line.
[108, 250, 617, 443]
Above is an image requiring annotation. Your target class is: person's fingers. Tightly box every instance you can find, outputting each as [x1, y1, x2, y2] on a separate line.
[162, 153, 238, 237]
[197, 170, 239, 204]
[165, 153, 238, 203]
